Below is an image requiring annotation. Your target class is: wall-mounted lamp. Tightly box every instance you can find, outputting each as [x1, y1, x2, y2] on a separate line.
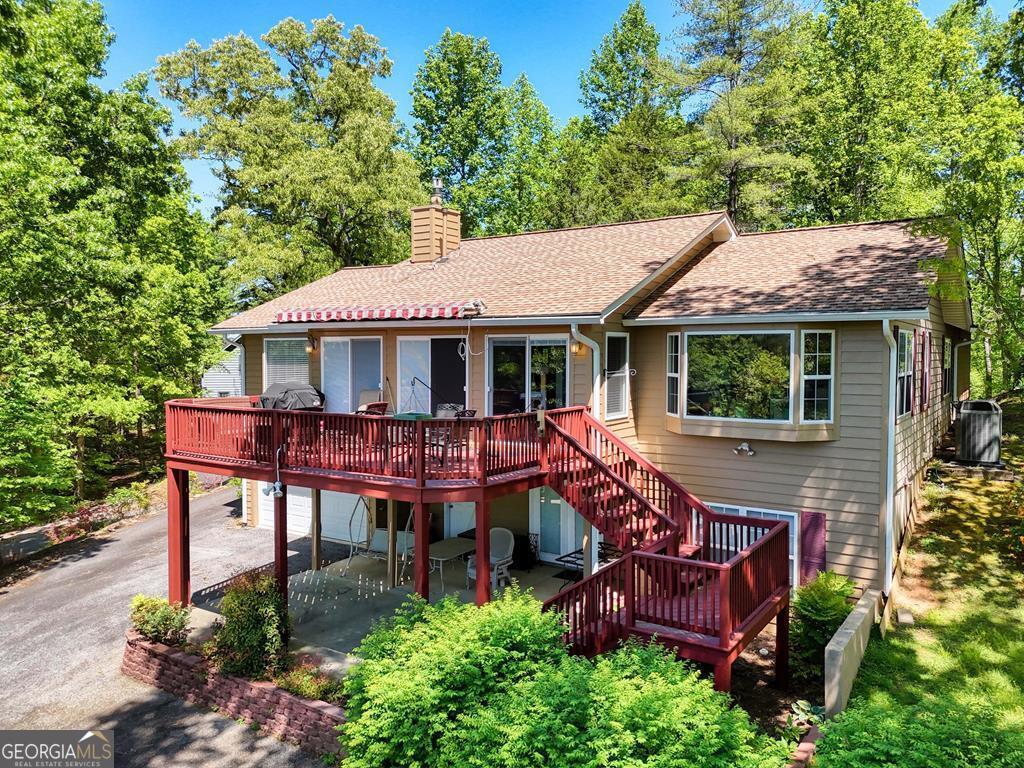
[570, 340, 582, 356]
[733, 441, 756, 457]
[306, 336, 318, 354]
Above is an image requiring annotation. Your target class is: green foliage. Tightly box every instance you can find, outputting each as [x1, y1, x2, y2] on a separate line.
[273, 658, 345, 704]
[105, 481, 152, 516]
[208, 571, 290, 678]
[816, 697, 1024, 767]
[0, 0, 226, 523]
[579, 0, 667, 133]
[792, 570, 855, 676]
[341, 590, 788, 768]
[1004, 480, 1024, 563]
[411, 29, 508, 235]
[156, 15, 422, 303]
[130, 594, 191, 645]
[672, 0, 805, 229]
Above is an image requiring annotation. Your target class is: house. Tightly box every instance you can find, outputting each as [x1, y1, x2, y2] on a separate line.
[164, 193, 970, 689]
[200, 336, 243, 398]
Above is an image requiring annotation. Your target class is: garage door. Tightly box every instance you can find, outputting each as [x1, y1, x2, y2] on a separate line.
[321, 491, 370, 545]
[257, 483, 312, 536]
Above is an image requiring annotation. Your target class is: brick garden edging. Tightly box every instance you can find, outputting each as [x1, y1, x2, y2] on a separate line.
[121, 630, 345, 757]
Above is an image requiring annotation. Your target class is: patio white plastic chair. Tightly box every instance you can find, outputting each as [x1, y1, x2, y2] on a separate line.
[466, 527, 515, 590]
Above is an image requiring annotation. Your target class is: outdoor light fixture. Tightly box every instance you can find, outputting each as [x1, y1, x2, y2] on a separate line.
[306, 336, 318, 354]
[570, 340, 582, 355]
[262, 481, 284, 498]
[733, 441, 756, 457]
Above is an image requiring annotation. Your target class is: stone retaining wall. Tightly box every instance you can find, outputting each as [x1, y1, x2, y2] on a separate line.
[121, 630, 345, 757]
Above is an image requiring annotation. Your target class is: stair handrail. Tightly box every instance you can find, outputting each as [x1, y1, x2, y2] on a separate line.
[571, 409, 714, 517]
[544, 417, 677, 538]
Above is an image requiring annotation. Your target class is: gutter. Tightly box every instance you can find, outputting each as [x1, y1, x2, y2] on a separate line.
[624, 309, 930, 326]
[571, 323, 602, 423]
[881, 320, 898, 595]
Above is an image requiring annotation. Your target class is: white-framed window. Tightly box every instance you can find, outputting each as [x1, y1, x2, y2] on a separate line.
[920, 331, 931, 410]
[605, 332, 630, 420]
[685, 331, 794, 422]
[896, 328, 915, 418]
[801, 330, 834, 423]
[666, 333, 681, 416]
[708, 503, 799, 588]
[485, 335, 570, 415]
[263, 337, 308, 387]
[942, 336, 952, 396]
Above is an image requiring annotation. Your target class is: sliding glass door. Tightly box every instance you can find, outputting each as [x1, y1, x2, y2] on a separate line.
[487, 336, 569, 414]
[321, 338, 383, 413]
[397, 337, 468, 414]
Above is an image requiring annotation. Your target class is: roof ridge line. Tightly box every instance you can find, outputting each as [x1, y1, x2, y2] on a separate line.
[738, 217, 928, 237]
[461, 210, 727, 243]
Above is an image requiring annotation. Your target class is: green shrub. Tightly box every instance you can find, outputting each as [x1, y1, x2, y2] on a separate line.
[207, 571, 290, 678]
[273, 658, 345, 704]
[341, 589, 789, 768]
[106, 481, 151, 515]
[816, 697, 1024, 767]
[1002, 482, 1024, 563]
[792, 570, 855, 677]
[130, 594, 191, 645]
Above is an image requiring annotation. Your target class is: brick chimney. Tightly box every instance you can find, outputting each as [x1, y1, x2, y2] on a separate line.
[410, 178, 461, 263]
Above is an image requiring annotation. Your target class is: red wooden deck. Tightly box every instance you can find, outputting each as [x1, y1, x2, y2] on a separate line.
[164, 399, 791, 690]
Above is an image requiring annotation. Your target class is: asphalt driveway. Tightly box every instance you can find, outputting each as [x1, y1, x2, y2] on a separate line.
[0, 488, 322, 768]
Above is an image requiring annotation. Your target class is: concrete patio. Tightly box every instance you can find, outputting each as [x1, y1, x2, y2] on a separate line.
[191, 540, 570, 675]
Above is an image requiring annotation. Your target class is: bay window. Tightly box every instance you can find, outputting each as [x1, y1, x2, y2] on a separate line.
[685, 332, 793, 422]
[666, 333, 680, 416]
[801, 331, 834, 423]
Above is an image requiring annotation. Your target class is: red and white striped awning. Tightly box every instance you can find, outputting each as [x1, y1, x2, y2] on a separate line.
[274, 300, 485, 324]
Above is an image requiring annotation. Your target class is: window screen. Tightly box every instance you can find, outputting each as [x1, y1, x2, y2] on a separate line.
[264, 339, 308, 387]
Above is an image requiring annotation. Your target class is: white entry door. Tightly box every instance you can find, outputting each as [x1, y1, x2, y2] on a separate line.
[444, 502, 476, 538]
[529, 487, 590, 563]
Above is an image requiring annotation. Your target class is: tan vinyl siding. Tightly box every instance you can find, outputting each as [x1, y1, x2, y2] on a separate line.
[628, 322, 885, 588]
[892, 297, 956, 553]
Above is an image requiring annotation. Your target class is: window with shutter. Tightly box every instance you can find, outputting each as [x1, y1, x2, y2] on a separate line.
[263, 338, 309, 387]
[605, 333, 629, 420]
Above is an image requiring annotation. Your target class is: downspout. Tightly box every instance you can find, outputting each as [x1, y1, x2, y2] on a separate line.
[571, 323, 602, 423]
[881, 320, 897, 595]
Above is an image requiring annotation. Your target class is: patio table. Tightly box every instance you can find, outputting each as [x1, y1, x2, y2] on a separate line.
[407, 536, 477, 592]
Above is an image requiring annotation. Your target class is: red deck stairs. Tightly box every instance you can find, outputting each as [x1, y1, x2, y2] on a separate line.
[541, 409, 790, 691]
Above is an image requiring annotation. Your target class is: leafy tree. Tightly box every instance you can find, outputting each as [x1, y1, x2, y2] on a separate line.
[411, 29, 508, 235]
[156, 17, 422, 305]
[790, 0, 940, 224]
[483, 74, 555, 234]
[579, 0, 669, 132]
[540, 116, 603, 229]
[0, 0, 225, 521]
[673, 0, 805, 229]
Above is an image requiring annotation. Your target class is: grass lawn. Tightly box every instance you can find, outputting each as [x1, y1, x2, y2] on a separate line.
[847, 394, 1024, 731]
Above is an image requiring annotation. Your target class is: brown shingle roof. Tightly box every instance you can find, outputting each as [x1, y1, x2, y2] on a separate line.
[212, 212, 727, 330]
[630, 220, 945, 321]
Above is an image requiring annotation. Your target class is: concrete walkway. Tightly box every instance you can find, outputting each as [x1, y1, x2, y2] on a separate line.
[0, 488, 321, 768]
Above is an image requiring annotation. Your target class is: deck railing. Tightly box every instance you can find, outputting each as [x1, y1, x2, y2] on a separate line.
[545, 518, 789, 651]
[165, 398, 542, 486]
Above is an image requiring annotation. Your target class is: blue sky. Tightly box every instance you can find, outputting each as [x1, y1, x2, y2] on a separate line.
[98, 0, 1016, 211]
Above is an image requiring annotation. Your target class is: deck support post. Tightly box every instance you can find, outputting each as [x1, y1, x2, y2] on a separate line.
[475, 498, 491, 605]
[713, 660, 732, 692]
[274, 485, 288, 604]
[311, 489, 322, 572]
[386, 499, 398, 588]
[167, 467, 190, 605]
[414, 500, 429, 600]
[775, 604, 790, 688]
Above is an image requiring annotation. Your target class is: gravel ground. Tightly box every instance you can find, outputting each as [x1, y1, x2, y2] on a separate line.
[0, 487, 322, 768]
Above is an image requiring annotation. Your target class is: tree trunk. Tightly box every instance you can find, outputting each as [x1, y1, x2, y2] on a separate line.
[983, 335, 994, 398]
